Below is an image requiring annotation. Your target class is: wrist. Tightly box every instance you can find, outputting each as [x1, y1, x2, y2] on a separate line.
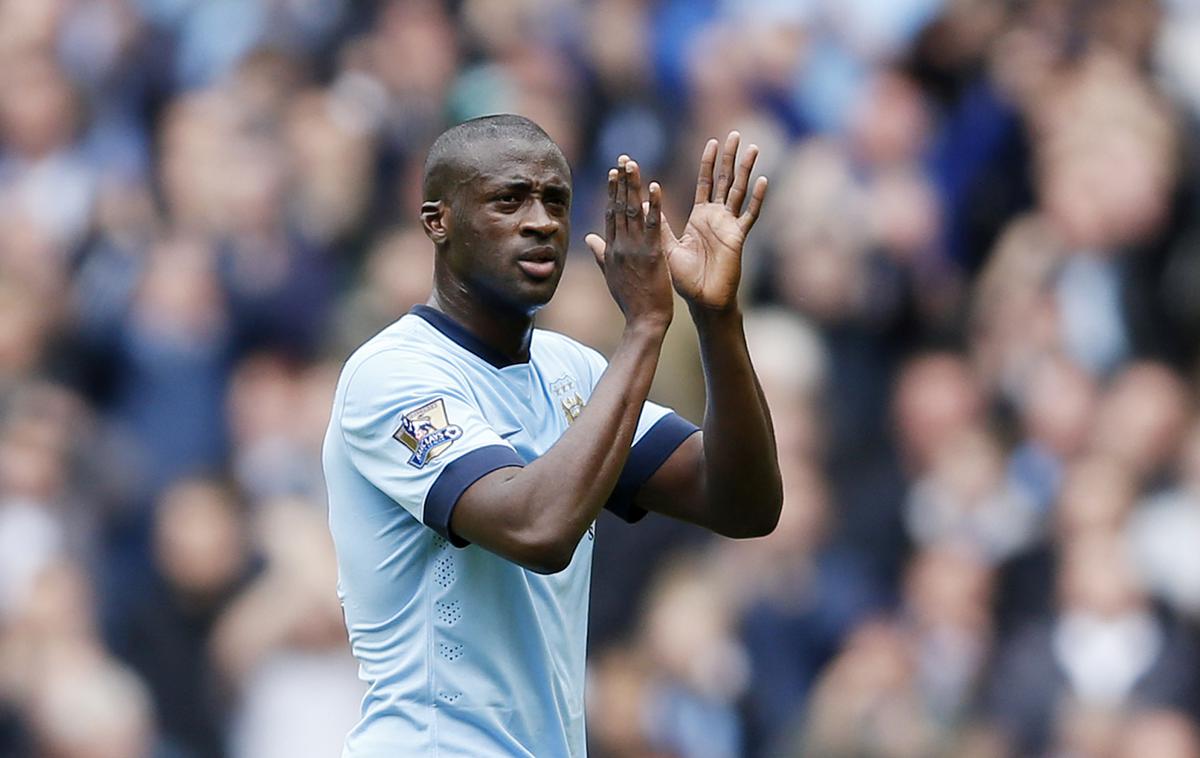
[622, 316, 671, 343]
[688, 302, 742, 331]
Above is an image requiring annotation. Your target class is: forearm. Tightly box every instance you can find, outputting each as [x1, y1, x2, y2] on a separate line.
[453, 322, 666, 571]
[693, 306, 782, 536]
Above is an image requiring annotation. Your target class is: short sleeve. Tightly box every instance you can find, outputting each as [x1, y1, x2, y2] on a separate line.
[339, 350, 525, 547]
[577, 344, 700, 524]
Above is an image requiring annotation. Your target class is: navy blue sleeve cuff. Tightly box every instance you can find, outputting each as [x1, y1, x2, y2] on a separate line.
[424, 445, 526, 547]
[605, 412, 700, 524]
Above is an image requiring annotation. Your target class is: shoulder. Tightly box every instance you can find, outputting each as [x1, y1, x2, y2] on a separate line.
[339, 316, 473, 402]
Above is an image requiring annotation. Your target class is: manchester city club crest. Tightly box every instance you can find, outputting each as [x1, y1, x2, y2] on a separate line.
[550, 375, 585, 425]
[394, 398, 463, 468]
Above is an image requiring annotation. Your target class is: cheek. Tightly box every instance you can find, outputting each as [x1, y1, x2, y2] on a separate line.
[457, 208, 509, 241]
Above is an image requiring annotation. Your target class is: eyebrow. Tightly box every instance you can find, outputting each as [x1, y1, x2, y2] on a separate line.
[486, 178, 571, 197]
[491, 179, 532, 192]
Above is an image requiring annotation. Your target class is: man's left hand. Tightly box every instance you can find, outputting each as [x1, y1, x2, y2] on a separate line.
[661, 131, 767, 313]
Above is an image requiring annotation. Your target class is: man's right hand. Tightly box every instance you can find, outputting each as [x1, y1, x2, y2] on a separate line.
[585, 158, 674, 334]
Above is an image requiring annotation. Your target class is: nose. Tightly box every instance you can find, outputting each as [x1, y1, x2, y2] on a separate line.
[520, 200, 560, 239]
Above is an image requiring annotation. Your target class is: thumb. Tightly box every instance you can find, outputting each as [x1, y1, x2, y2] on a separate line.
[584, 234, 607, 269]
[659, 216, 680, 264]
[659, 211, 677, 243]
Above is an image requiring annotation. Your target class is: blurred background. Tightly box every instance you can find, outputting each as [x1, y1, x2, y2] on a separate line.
[1, 0, 1200, 756]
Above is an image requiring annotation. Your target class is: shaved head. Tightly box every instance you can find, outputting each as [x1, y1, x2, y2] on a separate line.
[423, 114, 567, 203]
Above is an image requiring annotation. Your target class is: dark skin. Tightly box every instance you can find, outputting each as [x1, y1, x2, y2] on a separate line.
[420, 132, 781, 574]
[422, 140, 575, 361]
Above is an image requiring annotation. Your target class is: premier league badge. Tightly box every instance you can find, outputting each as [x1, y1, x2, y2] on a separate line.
[395, 398, 463, 468]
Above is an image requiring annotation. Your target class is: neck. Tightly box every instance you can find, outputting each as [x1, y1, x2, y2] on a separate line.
[427, 284, 534, 365]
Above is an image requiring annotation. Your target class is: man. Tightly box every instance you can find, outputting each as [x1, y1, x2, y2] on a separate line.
[323, 114, 781, 757]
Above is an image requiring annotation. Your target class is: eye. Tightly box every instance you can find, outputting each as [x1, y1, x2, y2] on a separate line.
[494, 193, 522, 210]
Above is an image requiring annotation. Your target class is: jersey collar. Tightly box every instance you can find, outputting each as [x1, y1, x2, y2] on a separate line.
[409, 305, 528, 369]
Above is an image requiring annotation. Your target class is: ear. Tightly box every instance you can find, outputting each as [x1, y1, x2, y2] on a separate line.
[420, 200, 449, 244]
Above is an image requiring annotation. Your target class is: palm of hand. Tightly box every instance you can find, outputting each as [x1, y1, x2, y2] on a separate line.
[665, 203, 748, 311]
[664, 131, 768, 312]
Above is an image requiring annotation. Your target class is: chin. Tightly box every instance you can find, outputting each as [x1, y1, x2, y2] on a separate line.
[519, 285, 559, 312]
[479, 278, 561, 316]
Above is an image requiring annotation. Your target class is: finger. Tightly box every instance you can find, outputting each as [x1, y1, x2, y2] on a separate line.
[694, 138, 718, 204]
[606, 168, 618, 244]
[739, 176, 769, 232]
[615, 163, 628, 236]
[714, 131, 740, 204]
[584, 233, 607, 269]
[625, 160, 644, 234]
[645, 181, 662, 243]
[726, 143, 759, 215]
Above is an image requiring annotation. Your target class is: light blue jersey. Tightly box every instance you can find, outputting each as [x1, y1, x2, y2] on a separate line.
[323, 305, 697, 757]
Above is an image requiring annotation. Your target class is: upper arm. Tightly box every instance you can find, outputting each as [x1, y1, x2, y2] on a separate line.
[339, 351, 525, 547]
[629, 431, 708, 525]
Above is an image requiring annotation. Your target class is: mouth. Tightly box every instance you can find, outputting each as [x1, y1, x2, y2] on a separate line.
[517, 247, 560, 281]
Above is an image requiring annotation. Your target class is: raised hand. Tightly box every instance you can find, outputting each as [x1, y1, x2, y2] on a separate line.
[584, 157, 674, 332]
[663, 131, 767, 312]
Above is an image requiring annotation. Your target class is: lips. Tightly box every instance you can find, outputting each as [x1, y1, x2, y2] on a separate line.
[517, 247, 559, 280]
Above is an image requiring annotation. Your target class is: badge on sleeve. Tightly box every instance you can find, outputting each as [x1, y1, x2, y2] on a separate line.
[394, 398, 463, 468]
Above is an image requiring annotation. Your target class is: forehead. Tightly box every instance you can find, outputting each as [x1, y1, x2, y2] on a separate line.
[463, 138, 571, 188]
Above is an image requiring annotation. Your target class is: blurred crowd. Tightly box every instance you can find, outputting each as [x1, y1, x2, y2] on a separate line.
[1, 0, 1200, 757]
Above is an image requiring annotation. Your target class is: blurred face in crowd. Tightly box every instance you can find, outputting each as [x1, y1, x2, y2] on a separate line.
[0, 417, 66, 502]
[904, 544, 993, 637]
[1055, 455, 1136, 538]
[19, 561, 95, 642]
[850, 71, 930, 168]
[363, 227, 436, 316]
[761, 459, 831, 559]
[285, 90, 375, 242]
[0, 54, 76, 158]
[1058, 533, 1145, 618]
[0, 285, 47, 379]
[133, 235, 227, 341]
[226, 355, 297, 450]
[1035, 52, 1176, 250]
[154, 480, 247, 602]
[1091, 362, 1191, 480]
[370, 0, 457, 101]
[1117, 710, 1200, 758]
[926, 426, 1005, 507]
[429, 136, 572, 314]
[1021, 356, 1096, 458]
[894, 354, 983, 472]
